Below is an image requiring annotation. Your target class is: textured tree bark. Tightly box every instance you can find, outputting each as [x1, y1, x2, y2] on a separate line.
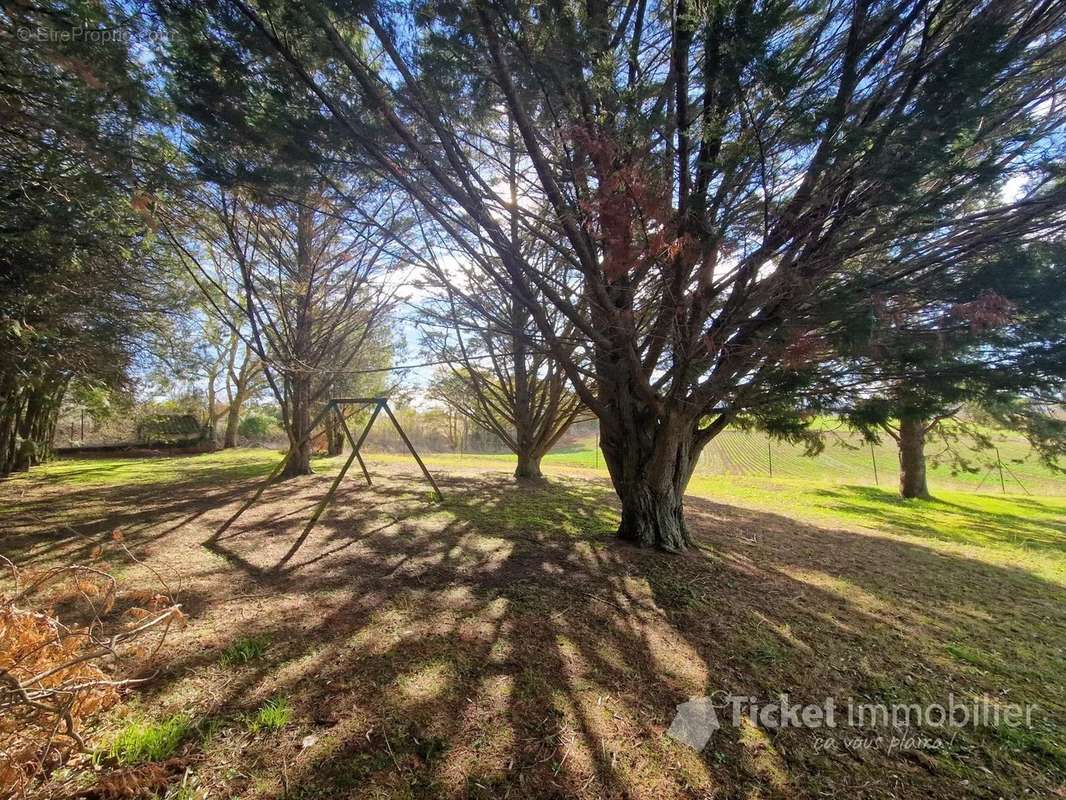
[599, 399, 701, 552]
[898, 416, 930, 499]
[514, 449, 544, 480]
[223, 400, 241, 448]
[281, 374, 313, 477]
[615, 475, 689, 552]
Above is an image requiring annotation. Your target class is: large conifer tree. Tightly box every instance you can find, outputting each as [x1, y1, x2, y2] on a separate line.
[0, 1, 170, 475]
[157, 0, 1066, 549]
[833, 242, 1066, 498]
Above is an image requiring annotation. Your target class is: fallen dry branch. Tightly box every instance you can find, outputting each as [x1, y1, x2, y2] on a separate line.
[0, 532, 184, 797]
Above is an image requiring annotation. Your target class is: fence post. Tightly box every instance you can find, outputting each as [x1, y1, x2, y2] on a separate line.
[767, 438, 773, 478]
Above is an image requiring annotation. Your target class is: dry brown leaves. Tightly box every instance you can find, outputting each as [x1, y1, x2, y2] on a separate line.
[0, 532, 185, 798]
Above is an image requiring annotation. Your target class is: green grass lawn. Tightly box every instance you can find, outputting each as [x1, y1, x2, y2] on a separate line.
[4, 446, 1066, 798]
[17, 445, 1066, 586]
[362, 424, 1066, 495]
[37, 420, 1063, 496]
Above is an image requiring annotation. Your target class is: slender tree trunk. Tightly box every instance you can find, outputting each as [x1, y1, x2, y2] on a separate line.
[10, 377, 67, 472]
[0, 398, 18, 475]
[221, 333, 240, 448]
[279, 204, 317, 478]
[898, 416, 930, 499]
[223, 400, 241, 448]
[599, 399, 702, 552]
[511, 303, 542, 479]
[281, 375, 313, 477]
[206, 369, 220, 445]
[0, 369, 28, 476]
[505, 118, 541, 483]
[223, 352, 260, 448]
[324, 409, 343, 456]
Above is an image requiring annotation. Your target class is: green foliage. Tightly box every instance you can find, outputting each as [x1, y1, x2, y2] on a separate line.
[237, 412, 279, 441]
[159, 0, 352, 190]
[0, 1, 176, 475]
[831, 242, 1066, 482]
[219, 635, 271, 666]
[103, 714, 192, 765]
[245, 697, 292, 734]
[67, 381, 126, 424]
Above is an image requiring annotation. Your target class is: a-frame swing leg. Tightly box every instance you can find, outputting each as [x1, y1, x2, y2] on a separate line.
[354, 450, 372, 486]
[214, 401, 334, 538]
[336, 404, 372, 486]
[299, 402, 384, 534]
[299, 443, 360, 539]
[381, 401, 444, 501]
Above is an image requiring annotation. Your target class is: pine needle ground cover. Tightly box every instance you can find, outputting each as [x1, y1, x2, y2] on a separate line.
[2, 448, 1063, 799]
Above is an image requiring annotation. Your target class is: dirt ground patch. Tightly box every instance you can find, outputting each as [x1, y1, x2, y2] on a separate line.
[2, 454, 1064, 799]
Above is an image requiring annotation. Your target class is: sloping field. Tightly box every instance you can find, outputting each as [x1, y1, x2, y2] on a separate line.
[405, 425, 1066, 496]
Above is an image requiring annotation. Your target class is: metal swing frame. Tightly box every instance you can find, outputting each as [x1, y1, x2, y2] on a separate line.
[215, 398, 443, 541]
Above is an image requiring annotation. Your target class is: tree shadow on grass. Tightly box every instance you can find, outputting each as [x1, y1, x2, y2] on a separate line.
[97, 471, 720, 798]
[167, 476, 1066, 797]
[12, 459, 1066, 799]
[0, 450, 360, 570]
[642, 493, 1066, 796]
[1, 471, 264, 568]
[812, 484, 1066, 554]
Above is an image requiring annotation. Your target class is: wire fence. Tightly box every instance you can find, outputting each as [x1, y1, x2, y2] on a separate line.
[429, 429, 1066, 497]
[52, 410, 1066, 496]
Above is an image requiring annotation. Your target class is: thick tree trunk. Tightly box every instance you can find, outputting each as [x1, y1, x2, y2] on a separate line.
[514, 449, 543, 480]
[616, 476, 688, 551]
[281, 375, 313, 478]
[599, 407, 701, 552]
[898, 416, 930, 499]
